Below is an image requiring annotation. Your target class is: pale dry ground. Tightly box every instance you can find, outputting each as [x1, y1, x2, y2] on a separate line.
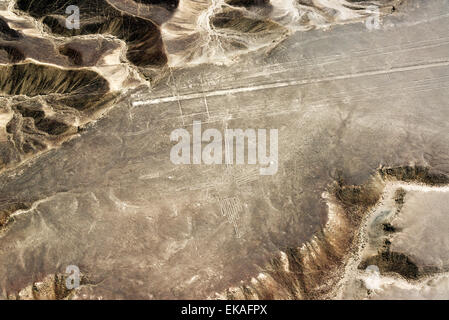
[0, 0, 449, 299]
[391, 189, 449, 269]
[338, 183, 449, 300]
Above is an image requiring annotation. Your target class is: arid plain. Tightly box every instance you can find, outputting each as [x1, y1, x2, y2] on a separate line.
[0, 0, 448, 299]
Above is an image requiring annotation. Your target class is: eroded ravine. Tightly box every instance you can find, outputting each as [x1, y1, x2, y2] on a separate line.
[217, 167, 449, 299]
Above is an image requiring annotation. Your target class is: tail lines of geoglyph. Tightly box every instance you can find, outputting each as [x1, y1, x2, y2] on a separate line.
[219, 196, 244, 238]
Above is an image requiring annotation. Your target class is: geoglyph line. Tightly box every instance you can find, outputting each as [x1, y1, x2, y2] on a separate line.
[133, 60, 449, 106]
